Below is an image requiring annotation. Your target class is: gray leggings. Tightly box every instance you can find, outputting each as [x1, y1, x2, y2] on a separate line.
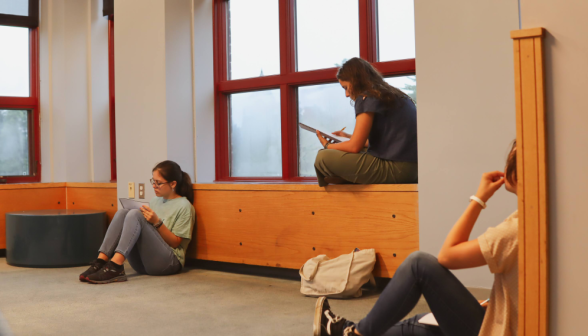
[99, 209, 181, 275]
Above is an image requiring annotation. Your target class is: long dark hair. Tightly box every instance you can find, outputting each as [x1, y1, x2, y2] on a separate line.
[336, 57, 410, 107]
[152, 160, 194, 204]
[505, 140, 517, 185]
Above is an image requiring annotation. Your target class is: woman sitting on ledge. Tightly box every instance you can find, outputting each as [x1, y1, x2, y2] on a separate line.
[313, 141, 518, 336]
[79, 160, 195, 284]
[314, 57, 418, 187]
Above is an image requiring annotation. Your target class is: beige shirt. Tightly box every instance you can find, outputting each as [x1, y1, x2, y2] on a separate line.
[478, 210, 519, 336]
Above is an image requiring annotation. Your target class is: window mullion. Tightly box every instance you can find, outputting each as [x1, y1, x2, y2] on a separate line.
[359, 0, 378, 62]
[279, 0, 298, 179]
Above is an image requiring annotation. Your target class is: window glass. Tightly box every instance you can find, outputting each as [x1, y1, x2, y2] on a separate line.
[298, 83, 356, 177]
[230, 89, 282, 177]
[0, 25, 30, 97]
[0, 0, 28, 16]
[385, 75, 416, 102]
[378, 0, 416, 62]
[228, 0, 280, 80]
[0, 110, 30, 176]
[296, 0, 359, 72]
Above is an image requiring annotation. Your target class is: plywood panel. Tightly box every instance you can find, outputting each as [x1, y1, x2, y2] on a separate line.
[66, 187, 118, 222]
[0, 187, 66, 249]
[512, 27, 548, 336]
[187, 189, 419, 278]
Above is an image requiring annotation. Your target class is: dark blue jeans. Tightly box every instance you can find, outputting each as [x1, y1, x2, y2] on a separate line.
[350, 252, 485, 336]
[99, 209, 181, 275]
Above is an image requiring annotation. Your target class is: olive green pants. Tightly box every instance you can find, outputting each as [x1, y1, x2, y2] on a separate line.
[314, 149, 418, 187]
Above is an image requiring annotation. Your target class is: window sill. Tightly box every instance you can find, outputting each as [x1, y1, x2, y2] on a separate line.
[193, 182, 418, 192]
[0, 182, 116, 190]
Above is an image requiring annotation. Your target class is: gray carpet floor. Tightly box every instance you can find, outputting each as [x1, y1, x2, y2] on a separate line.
[0, 258, 489, 336]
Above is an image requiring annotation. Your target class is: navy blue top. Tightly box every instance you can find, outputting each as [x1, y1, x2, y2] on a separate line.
[354, 95, 418, 163]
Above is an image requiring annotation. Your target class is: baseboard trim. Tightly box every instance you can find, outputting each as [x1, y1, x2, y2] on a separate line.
[187, 259, 394, 290]
[186, 259, 301, 281]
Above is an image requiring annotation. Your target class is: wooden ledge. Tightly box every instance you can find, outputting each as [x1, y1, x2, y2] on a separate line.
[0, 182, 66, 190]
[65, 182, 116, 189]
[0, 182, 116, 190]
[193, 183, 418, 192]
[511, 27, 545, 39]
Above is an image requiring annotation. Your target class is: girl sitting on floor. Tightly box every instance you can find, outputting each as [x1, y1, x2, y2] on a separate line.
[79, 160, 195, 284]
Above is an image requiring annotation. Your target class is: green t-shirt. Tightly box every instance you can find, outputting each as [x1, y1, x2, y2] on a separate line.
[149, 196, 195, 267]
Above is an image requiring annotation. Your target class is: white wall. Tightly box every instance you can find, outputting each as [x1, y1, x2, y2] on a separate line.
[90, 0, 111, 182]
[39, 0, 111, 183]
[114, 0, 201, 200]
[414, 1, 520, 288]
[114, 0, 168, 201]
[165, 0, 195, 183]
[519, 1, 588, 334]
[193, 0, 215, 183]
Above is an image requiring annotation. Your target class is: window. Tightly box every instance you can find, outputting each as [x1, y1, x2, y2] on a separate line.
[0, 26, 29, 97]
[385, 75, 417, 102]
[228, 0, 280, 80]
[229, 89, 282, 177]
[0, 0, 40, 183]
[377, 0, 415, 62]
[296, 0, 359, 72]
[214, 0, 416, 181]
[298, 83, 356, 176]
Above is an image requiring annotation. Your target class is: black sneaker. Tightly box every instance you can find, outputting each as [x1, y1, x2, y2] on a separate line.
[79, 258, 107, 282]
[86, 261, 127, 284]
[313, 297, 356, 336]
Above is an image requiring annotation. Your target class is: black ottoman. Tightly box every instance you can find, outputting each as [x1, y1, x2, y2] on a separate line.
[6, 209, 107, 267]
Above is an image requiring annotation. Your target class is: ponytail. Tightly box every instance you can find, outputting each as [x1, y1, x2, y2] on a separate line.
[152, 160, 195, 204]
[177, 171, 194, 204]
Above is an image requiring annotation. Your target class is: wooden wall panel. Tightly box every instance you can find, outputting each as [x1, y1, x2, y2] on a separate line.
[187, 188, 419, 278]
[512, 27, 549, 336]
[66, 183, 118, 222]
[0, 185, 66, 249]
[0, 183, 117, 249]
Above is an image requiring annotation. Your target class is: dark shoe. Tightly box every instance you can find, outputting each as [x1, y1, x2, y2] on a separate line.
[79, 258, 107, 282]
[86, 261, 127, 284]
[313, 297, 356, 336]
[323, 176, 351, 185]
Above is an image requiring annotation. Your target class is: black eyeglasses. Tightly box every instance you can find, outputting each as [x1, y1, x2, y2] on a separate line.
[150, 178, 170, 188]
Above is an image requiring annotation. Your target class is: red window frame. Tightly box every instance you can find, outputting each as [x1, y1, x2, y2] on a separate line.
[108, 15, 117, 182]
[0, 27, 41, 183]
[213, 0, 415, 182]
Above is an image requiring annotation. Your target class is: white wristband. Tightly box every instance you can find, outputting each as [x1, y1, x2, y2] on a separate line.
[470, 195, 487, 209]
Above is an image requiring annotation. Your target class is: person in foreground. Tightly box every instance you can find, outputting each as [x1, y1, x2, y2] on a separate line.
[79, 160, 195, 284]
[313, 141, 518, 336]
[314, 57, 418, 187]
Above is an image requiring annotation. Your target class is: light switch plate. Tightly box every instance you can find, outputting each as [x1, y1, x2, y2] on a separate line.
[138, 183, 145, 199]
[128, 182, 135, 199]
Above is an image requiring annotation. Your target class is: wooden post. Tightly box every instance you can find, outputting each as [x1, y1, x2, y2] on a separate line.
[511, 27, 548, 336]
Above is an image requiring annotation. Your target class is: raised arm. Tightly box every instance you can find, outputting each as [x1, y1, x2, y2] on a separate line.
[437, 171, 505, 269]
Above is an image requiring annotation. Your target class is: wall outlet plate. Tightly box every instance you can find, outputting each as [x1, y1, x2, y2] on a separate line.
[138, 183, 145, 199]
[128, 182, 135, 199]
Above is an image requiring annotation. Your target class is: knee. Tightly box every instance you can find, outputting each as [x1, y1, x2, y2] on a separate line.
[314, 149, 327, 166]
[404, 251, 439, 270]
[314, 149, 336, 168]
[126, 209, 143, 222]
[113, 208, 130, 219]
